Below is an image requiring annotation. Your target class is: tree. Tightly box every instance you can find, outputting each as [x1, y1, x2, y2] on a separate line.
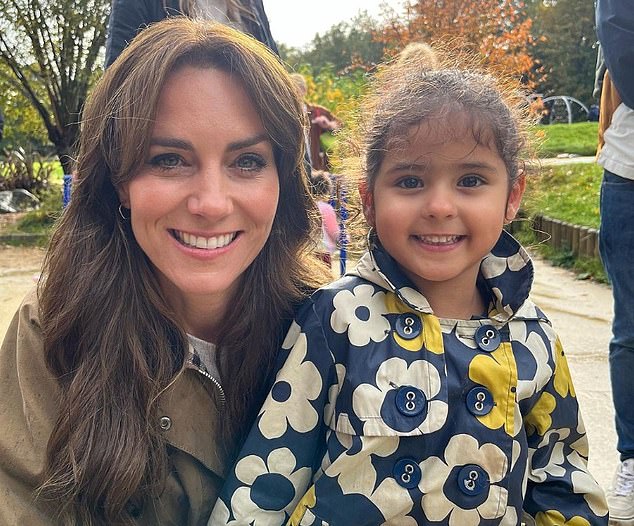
[529, 0, 597, 106]
[0, 0, 109, 174]
[0, 62, 50, 152]
[281, 12, 386, 75]
[376, 0, 538, 86]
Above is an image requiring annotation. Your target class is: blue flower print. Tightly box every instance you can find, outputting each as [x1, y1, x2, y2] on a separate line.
[419, 434, 508, 526]
[257, 322, 323, 439]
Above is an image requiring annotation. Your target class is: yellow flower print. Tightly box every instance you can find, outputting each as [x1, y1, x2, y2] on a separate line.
[553, 337, 576, 398]
[468, 342, 518, 435]
[288, 485, 316, 526]
[535, 509, 590, 526]
[385, 293, 443, 354]
[525, 392, 557, 436]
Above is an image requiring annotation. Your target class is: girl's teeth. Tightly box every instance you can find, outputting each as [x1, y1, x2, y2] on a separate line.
[420, 235, 460, 244]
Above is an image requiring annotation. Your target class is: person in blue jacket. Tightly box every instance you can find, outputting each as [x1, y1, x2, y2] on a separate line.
[595, 0, 634, 521]
[210, 58, 609, 525]
[105, 0, 278, 68]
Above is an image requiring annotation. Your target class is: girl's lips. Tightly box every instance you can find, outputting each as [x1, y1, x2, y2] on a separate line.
[170, 229, 238, 250]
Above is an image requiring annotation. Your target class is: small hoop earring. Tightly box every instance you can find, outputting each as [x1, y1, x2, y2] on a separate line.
[118, 204, 130, 220]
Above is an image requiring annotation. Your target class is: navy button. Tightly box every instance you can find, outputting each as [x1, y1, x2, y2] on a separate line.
[457, 464, 489, 496]
[466, 386, 494, 416]
[395, 313, 422, 340]
[395, 385, 427, 417]
[393, 458, 421, 489]
[475, 325, 501, 352]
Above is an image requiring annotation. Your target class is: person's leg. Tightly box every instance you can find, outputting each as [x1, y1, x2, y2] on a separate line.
[599, 170, 634, 520]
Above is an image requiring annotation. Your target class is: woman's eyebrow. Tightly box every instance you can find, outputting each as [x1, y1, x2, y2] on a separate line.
[148, 134, 270, 152]
[227, 133, 270, 152]
[149, 137, 193, 150]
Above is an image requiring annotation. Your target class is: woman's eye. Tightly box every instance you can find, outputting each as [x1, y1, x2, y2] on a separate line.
[397, 177, 422, 189]
[459, 175, 484, 188]
[235, 153, 267, 172]
[148, 153, 183, 169]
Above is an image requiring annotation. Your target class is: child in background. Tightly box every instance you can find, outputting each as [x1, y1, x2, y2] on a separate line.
[310, 170, 339, 268]
[211, 62, 608, 525]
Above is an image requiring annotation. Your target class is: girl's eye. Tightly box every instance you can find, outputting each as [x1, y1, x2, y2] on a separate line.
[235, 153, 267, 172]
[148, 153, 184, 169]
[397, 177, 422, 189]
[459, 175, 485, 188]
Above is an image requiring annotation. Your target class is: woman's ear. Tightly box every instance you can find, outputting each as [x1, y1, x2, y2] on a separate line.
[359, 181, 375, 227]
[505, 173, 526, 222]
[117, 182, 130, 208]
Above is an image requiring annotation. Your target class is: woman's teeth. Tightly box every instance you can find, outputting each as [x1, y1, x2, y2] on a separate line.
[174, 231, 236, 249]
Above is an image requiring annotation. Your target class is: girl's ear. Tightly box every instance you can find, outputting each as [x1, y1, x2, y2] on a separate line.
[505, 173, 526, 222]
[359, 181, 375, 227]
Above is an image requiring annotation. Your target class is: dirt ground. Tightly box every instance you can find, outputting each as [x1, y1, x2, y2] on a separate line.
[0, 244, 45, 336]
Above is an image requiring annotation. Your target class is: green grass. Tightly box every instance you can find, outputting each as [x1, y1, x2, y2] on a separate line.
[523, 163, 602, 228]
[531, 122, 599, 158]
[515, 162, 606, 282]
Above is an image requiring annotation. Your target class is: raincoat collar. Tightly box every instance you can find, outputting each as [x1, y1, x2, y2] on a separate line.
[348, 230, 535, 323]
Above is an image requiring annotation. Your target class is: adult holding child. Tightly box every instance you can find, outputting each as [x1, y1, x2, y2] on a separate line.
[0, 18, 324, 525]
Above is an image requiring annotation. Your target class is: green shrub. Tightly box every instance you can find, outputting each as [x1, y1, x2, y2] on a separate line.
[0, 147, 56, 196]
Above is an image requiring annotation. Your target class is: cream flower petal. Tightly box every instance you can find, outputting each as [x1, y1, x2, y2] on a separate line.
[449, 506, 481, 526]
[478, 484, 508, 519]
[235, 454, 267, 486]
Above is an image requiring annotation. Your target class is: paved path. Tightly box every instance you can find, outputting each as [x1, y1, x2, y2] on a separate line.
[0, 245, 619, 492]
[530, 257, 617, 491]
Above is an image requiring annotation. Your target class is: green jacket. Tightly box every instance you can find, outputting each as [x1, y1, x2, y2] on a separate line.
[0, 290, 228, 525]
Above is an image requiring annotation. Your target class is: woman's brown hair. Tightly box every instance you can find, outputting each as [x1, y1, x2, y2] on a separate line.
[38, 17, 324, 524]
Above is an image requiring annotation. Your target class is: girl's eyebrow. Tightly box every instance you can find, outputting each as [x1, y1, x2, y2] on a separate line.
[457, 161, 498, 172]
[387, 161, 429, 174]
[148, 133, 270, 152]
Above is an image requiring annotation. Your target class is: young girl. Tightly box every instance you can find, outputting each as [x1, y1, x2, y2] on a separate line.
[210, 64, 608, 525]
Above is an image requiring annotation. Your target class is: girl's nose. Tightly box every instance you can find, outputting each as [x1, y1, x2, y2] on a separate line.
[187, 169, 233, 218]
[424, 187, 457, 218]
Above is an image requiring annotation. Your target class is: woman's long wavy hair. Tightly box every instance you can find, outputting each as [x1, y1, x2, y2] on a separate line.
[38, 18, 324, 524]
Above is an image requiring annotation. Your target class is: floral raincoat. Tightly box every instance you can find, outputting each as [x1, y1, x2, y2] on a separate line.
[211, 232, 608, 525]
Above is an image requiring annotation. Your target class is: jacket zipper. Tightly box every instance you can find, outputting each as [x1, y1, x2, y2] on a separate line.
[190, 361, 226, 409]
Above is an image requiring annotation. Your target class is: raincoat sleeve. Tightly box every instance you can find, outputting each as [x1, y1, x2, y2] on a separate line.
[522, 335, 608, 524]
[596, 0, 634, 108]
[209, 299, 337, 525]
[0, 290, 62, 525]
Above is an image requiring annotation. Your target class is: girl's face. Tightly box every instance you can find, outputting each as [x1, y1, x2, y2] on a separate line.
[119, 66, 279, 338]
[365, 113, 524, 307]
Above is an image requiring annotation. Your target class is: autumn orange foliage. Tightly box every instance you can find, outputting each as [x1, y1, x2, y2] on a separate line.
[375, 0, 539, 88]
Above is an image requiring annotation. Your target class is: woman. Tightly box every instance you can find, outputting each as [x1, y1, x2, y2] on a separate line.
[0, 18, 324, 525]
[104, 0, 278, 67]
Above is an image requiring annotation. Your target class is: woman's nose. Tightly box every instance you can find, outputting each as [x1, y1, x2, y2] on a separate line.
[187, 169, 233, 218]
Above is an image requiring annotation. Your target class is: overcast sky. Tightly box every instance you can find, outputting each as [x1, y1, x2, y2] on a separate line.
[263, 0, 405, 49]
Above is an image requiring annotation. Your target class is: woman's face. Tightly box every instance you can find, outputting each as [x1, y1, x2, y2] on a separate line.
[119, 66, 279, 334]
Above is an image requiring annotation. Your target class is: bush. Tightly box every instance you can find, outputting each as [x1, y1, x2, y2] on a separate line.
[0, 147, 55, 195]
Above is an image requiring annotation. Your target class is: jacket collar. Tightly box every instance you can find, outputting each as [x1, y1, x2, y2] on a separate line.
[348, 230, 535, 323]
